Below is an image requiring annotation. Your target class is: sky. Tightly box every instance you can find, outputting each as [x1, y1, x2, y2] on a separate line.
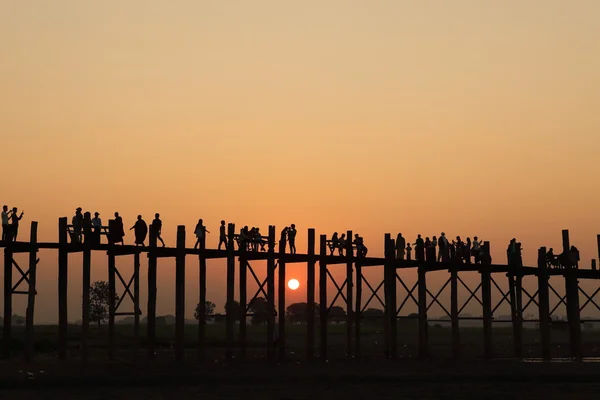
[1, 1, 599, 323]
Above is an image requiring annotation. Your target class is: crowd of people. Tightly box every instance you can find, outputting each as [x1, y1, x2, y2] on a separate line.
[1, 205, 24, 242]
[391, 233, 488, 264]
[329, 232, 369, 257]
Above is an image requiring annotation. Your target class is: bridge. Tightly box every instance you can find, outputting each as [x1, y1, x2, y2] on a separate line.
[2, 217, 600, 364]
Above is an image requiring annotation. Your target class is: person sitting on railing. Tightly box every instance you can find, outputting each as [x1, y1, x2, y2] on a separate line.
[354, 234, 368, 257]
[72, 207, 84, 244]
[130, 215, 148, 246]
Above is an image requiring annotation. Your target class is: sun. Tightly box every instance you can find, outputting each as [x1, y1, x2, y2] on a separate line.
[287, 279, 300, 290]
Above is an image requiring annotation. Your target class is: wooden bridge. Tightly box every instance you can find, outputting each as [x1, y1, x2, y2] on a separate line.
[2, 217, 600, 363]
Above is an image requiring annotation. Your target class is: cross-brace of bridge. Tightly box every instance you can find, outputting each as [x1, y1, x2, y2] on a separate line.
[2, 218, 600, 363]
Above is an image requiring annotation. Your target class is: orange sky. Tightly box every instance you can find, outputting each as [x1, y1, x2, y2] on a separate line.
[1, 1, 599, 323]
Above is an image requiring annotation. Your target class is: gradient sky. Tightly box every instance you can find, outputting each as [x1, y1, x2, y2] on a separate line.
[1, 1, 599, 323]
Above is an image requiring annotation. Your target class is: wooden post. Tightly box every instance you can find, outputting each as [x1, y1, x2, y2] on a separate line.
[238, 237, 247, 360]
[481, 241, 493, 359]
[82, 223, 91, 362]
[58, 217, 68, 360]
[319, 234, 328, 361]
[508, 257, 523, 358]
[354, 257, 362, 358]
[197, 233, 206, 360]
[417, 263, 428, 359]
[384, 234, 397, 359]
[596, 234, 600, 265]
[225, 223, 235, 360]
[175, 225, 186, 361]
[3, 243, 12, 359]
[562, 229, 581, 359]
[278, 228, 287, 362]
[383, 235, 390, 359]
[537, 247, 551, 360]
[345, 230, 353, 358]
[108, 219, 116, 361]
[133, 251, 140, 361]
[147, 224, 157, 360]
[25, 221, 38, 362]
[450, 263, 460, 359]
[306, 228, 316, 360]
[266, 226, 276, 362]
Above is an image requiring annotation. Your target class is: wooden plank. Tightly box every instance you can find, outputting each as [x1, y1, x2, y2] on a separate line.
[481, 241, 493, 359]
[266, 226, 276, 362]
[278, 228, 287, 361]
[147, 224, 157, 360]
[417, 262, 428, 359]
[319, 234, 328, 360]
[306, 228, 315, 360]
[58, 217, 68, 360]
[225, 223, 235, 360]
[108, 219, 116, 361]
[238, 237, 247, 360]
[450, 263, 460, 359]
[82, 223, 91, 362]
[25, 221, 38, 362]
[345, 230, 353, 358]
[197, 233, 206, 360]
[175, 225, 186, 361]
[133, 251, 140, 361]
[537, 247, 551, 360]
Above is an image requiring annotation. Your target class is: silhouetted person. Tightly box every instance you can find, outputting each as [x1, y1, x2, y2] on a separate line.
[396, 233, 406, 260]
[354, 234, 368, 257]
[414, 234, 425, 262]
[288, 224, 297, 254]
[472, 236, 482, 264]
[83, 211, 92, 244]
[438, 232, 449, 262]
[465, 238, 472, 264]
[72, 207, 84, 243]
[10, 207, 23, 241]
[570, 245, 580, 268]
[280, 227, 289, 253]
[112, 212, 125, 245]
[130, 215, 148, 246]
[338, 233, 346, 256]
[1, 205, 11, 242]
[91, 212, 102, 245]
[516, 242, 523, 267]
[152, 213, 165, 247]
[218, 220, 227, 250]
[431, 236, 438, 261]
[194, 219, 209, 249]
[507, 238, 517, 266]
[406, 243, 412, 261]
[425, 237, 434, 262]
[332, 232, 340, 254]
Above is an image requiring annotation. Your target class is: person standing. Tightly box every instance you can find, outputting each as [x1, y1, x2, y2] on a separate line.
[130, 215, 148, 246]
[112, 212, 125, 245]
[218, 220, 227, 250]
[288, 224, 297, 254]
[280, 227, 289, 253]
[72, 207, 84, 243]
[414, 234, 425, 262]
[396, 233, 406, 260]
[152, 213, 166, 247]
[1, 205, 11, 242]
[194, 219, 210, 249]
[91, 212, 102, 245]
[10, 207, 24, 241]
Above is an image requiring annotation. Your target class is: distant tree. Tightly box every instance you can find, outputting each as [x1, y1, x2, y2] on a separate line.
[225, 300, 241, 322]
[194, 301, 216, 322]
[329, 306, 346, 324]
[286, 302, 319, 324]
[89, 281, 119, 328]
[249, 297, 275, 325]
[362, 308, 384, 325]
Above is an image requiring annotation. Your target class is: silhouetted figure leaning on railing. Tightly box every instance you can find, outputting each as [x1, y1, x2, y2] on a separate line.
[130, 215, 148, 246]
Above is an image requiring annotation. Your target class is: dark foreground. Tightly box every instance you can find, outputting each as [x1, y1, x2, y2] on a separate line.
[1, 360, 600, 399]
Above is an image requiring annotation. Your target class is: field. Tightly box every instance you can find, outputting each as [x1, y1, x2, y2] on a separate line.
[2, 322, 600, 399]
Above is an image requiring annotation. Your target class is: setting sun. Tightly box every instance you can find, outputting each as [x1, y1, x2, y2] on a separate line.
[287, 279, 300, 291]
